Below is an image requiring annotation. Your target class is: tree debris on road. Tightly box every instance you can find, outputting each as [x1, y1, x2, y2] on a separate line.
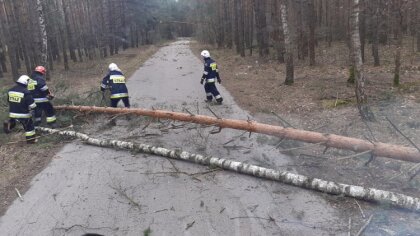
[55, 105, 420, 163]
[37, 127, 420, 213]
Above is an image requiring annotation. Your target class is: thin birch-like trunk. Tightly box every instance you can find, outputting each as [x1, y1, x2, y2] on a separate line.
[55, 105, 420, 163]
[280, 1, 294, 85]
[37, 127, 420, 213]
[36, 0, 48, 67]
[351, 0, 374, 121]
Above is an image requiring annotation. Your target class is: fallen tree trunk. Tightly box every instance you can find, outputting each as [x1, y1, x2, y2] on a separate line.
[55, 105, 420, 163]
[37, 127, 420, 212]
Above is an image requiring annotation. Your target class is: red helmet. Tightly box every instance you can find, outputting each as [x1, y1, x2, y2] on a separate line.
[35, 66, 46, 75]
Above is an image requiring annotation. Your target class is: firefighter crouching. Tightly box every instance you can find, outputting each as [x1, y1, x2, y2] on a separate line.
[29, 66, 56, 126]
[3, 75, 37, 143]
[200, 50, 223, 104]
[101, 63, 130, 108]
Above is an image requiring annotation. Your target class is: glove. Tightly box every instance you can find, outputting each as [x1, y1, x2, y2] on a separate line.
[200, 78, 204, 84]
[47, 93, 55, 100]
[217, 78, 221, 84]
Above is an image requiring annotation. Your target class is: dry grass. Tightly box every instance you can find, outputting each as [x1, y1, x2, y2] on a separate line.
[191, 39, 420, 115]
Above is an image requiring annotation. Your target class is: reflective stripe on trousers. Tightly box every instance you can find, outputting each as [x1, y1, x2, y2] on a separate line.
[110, 93, 129, 99]
[9, 113, 32, 119]
[34, 97, 49, 103]
[47, 116, 57, 123]
[25, 130, 36, 137]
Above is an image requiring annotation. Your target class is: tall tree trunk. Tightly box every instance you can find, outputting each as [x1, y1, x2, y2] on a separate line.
[280, 1, 294, 85]
[359, 0, 366, 62]
[351, 0, 374, 121]
[416, 0, 420, 52]
[272, 0, 285, 63]
[12, 0, 31, 74]
[0, 43, 7, 73]
[38, 126, 420, 213]
[1, 0, 19, 79]
[216, 0, 224, 48]
[36, 0, 47, 67]
[254, 0, 269, 56]
[325, 0, 332, 46]
[36, 0, 48, 79]
[238, 0, 245, 57]
[225, 0, 233, 48]
[234, 0, 240, 54]
[371, 0, 380, 66]
[393, 1, 403, 87]
[54, 105, 420, 164]
[308, 0, 316, 66]
[62, 0, 76, 62]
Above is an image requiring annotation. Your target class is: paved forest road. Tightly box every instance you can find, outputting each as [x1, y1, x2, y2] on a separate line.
[0, 41, 345, 236]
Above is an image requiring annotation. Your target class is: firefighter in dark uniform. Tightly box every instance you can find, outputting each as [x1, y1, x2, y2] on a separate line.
[101, 63, 130, 108]
[3, 75, 37, 143]
[28, 66, 56, 126]
[200, 50, 223, 104]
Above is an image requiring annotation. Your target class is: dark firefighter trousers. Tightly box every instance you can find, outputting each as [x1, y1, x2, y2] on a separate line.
[204, 82, 222, 102]
[8, 118, 36, 142]
[34, 101, 56, 125]
[110, 97, 130, 108]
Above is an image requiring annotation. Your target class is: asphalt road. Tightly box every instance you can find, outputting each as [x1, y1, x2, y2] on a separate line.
[0, 41, 344, 236]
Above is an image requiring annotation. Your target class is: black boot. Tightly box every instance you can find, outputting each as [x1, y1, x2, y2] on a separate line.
[26, 136, 38, 144]
[216, 97, 223, 105]
[47, 122, 58, 129]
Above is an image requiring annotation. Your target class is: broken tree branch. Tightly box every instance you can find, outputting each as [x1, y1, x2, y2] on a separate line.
[279, 142, 325, 152]
[354, 199, 366, 219]
[37, 127, 420, 213]
[386, 117, 420, 152]
[336, 150, 372, 161]
[270, 111, 295, 128]
[15, 188, 23, 202]
[54, 106, 420, 163]
[356, 214, 374, 236]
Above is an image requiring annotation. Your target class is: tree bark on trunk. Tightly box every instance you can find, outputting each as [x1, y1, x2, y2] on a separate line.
[254, 0, 269, 57]
[12, 0, 31, 74]
[351, 0, 374, 121]
[272, 0, 285, 63]
[234, 0, 240, 54]
[2, 0, 19, 79]
[359, 0, 366, 62]
[417, 0, 420, 52]
[54, 105, 420, 163]
[280, 1, 294, 85]
[37, 126, 420, 213]
[393, 1, 403, 87]
[225, 0, 233, 49]
[308, 0, 316, 66]
[372, 0, 380, 66]
[36, 0, 47, 67]
[57, 0, 69, 70]
[62, 0, 77, 62]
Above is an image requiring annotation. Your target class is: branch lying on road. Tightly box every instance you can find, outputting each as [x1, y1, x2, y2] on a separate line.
[37, 127, 420, 213]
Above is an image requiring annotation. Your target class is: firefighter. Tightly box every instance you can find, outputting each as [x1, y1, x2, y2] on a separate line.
[3, 75, 37, 143]
[101, 63, 130, 108]
[200, 50, 223, 104]
[29, 66, 56, 126]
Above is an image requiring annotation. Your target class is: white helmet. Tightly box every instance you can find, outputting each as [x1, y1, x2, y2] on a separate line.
[201, 50, 210, 58]
[108, 63, 120, 71]
[17, 75, 30, 85]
